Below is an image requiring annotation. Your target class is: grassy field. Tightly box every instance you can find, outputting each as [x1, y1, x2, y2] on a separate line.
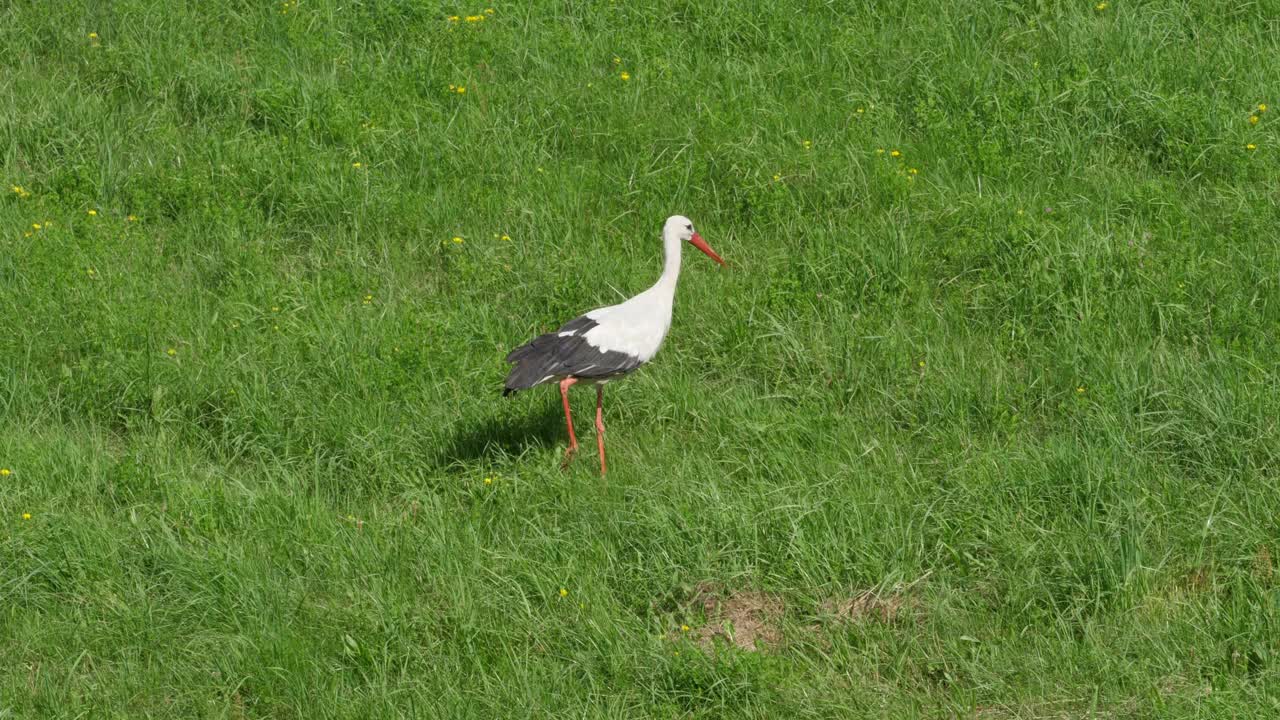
[3, 0, 1279, 716]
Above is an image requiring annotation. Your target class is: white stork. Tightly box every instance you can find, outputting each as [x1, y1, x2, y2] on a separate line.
[503, 215, 725, 475]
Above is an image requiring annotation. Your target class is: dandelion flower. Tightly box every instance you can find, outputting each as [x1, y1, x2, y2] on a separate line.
[1076, 386, 1086, 394]
[272, 306, 280, 312]
[465, 15, 485, 22]
[32, 223, 41, 230]
[613, 57, 621, 65]
[802, 139, 812, 150]
[363, 294, 373, 304]
[908, 167, 919, 175]
[86, 268, 96, 276]
[559, 587, 569, 597]
[500, 234, 510, 241]
[772, 173, 781, 181]
[856, 107, 865, 114]
[1095, 2, 1107, 10]
[10, 185, 30, 199]
[1249, 115, 1259, 125]
[352, 161, 362, 168]
[485, 8, 495, 15]
[890, 150, 901, 158]
[127, 214, 138, 222]
[167, 348, 176, 356]
[681, 624, 690, 632]
[457, 86, 466, 94]
[87, 209, 97, 216]
[452, 236, 464, 244]
[1246, 143, 1257, 150]
[620, 71, 631, 81]
[448, 15, 460, 22]
[876, 148, 884, 154]
[918, 360, 925, 368]
[484, 477, 493, 485]
[1259, 104, 1269, 113]
[0, 468, 9, 476]
[22, 513, 31, 521]
[88, 32, 99, 39]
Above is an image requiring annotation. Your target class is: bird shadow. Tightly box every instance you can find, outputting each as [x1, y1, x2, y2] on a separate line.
[429, 399, 566, 471]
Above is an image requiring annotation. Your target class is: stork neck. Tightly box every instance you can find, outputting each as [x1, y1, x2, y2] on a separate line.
[655, 228, 682, 292]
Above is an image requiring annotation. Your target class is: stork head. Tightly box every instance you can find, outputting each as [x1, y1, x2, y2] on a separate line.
[664, 215, 725, 266]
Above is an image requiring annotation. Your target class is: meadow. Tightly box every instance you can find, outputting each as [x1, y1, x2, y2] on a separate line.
[2, 0, 1279, 716]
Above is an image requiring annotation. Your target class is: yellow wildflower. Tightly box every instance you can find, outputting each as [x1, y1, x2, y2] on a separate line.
[1076, 386, 1086, 394]
[88, 32, 99, 39]
[465, 15, 484, 22]
[22, 513, 31, 521]
[1095, 2, 1107, 10]
[0, 468, 9, 476]
[363, 294, 373, 304]
[890, 150, 901, 158]
[559, 587, 568, 597]
[452, 236, 464, 244]
[485, 8, 495, 15]
[613, 57, 621, 65]
[127, 214, 138, 222]
[484, 477, 493, 485]
[908, 167, 919, 175]
[352, 161, 362, 168]
[856, 107, 865, 114]
[500, 234, 510, 241]
[32, 223, 41, 230]
[681, 624, 690, 632]
[167, 348, 176, 356]
[802, 139, 812, 150]
[10, 185, 30, 198]
[876, 148, 884, 154]
[620, 71, 631, 81]
[271, 306, 280, 312]
[1246, 143, 1257, 150]
[86, 268, 96, 276]
[772, 173, 781, 182]
[1259, 104, 1269, 113]
[918, 360, 925, 368]
[448, 15, 460, 22]
[87, 209, 97, 216]
[457, 86, 466, 94]
[1249, 115, 1259, 125]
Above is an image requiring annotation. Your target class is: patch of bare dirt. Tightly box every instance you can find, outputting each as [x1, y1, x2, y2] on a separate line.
[818, 589, 909, 625]
[1254, 545, 1273, 583]
[670, 581, 921, 653]
[682, 583, 785, 652]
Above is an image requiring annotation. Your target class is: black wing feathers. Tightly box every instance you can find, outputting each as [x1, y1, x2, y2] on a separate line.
[503, 315, 642, 395]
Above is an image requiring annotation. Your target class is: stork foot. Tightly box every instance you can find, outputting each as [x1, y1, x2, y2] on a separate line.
[560, 444, 579, 470]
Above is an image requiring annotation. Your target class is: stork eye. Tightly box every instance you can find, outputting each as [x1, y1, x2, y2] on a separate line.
[685, 224, 693, 231]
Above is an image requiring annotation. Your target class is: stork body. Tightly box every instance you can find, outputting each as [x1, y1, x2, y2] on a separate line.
[503, 215, 724, 474]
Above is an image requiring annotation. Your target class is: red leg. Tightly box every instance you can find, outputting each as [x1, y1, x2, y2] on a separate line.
[595, 385, 607, 476]
[559, 377, 579, 467]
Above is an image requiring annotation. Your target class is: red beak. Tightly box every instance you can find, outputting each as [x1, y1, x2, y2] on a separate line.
[689, 232, 726, 266]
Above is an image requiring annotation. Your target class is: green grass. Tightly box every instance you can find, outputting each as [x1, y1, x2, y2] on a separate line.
[3, 0, 1279, 716]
